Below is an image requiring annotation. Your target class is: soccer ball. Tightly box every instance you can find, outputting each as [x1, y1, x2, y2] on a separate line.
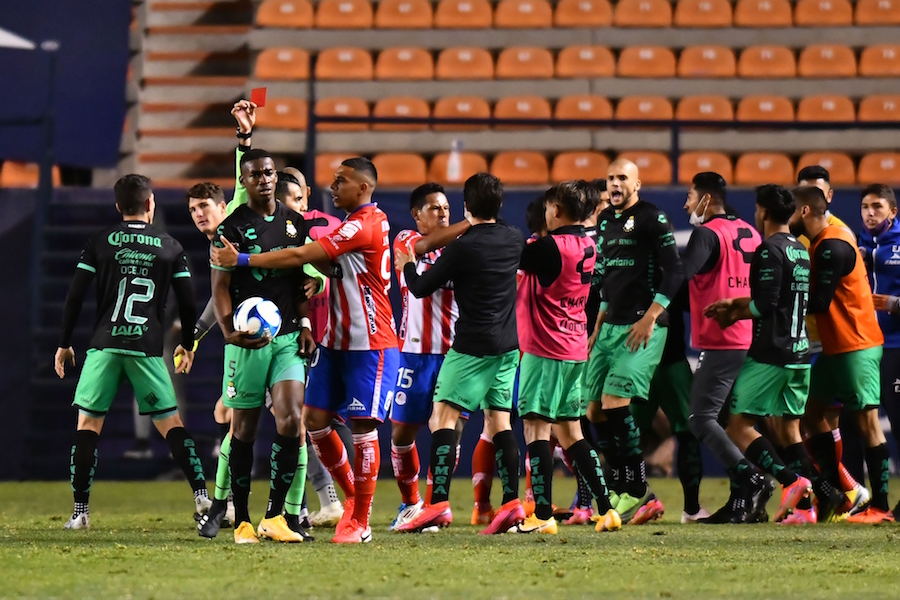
[233, 297, 281, 339]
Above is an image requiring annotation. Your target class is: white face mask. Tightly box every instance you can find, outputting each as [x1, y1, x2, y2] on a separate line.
[689, 195, 709, 227]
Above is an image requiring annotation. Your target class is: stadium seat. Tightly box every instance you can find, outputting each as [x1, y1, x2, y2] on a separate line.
[796, 152, 856, 184]
[733, 0, 792, 27]
[375, 47, 434, 80]
[314, 97, 369, 131]
[435, 47, 494, 80]
[372, 96, 430, 130]
[490, 151, 550, 185]
[0, 161, 61, 188]
[556, 46, 616, 78]
[256, 0, 314, 28]
[429, 151, 489, 184]
[494, 0, 553, 28]
[614, 0, 673, 27]
[678, 152, 733, 184]
[675, 95, 734, 121]
[554, 0, 613, 27]
[315, 153, 354, 186]
[615, 96, 674, 120]
[555, 94, 614, 123]
[254, 48, 310, 80]
[375, 0, 433, 28]
[859, 45, 900, 77]
[617, 46, 677, 78]
[496, 47, 555, 79]
[433, 95, 492, 130]
[315, 0, 374, 28]
[794, 0, 852, 26]
[736, 95, 795, 121]
[858, 94, 900, 121]
[855, 0, 900, 25]
[858, 152, 900, 184]
[433, 0, 493, 28]
[673, 0, 732, 27]
[677, 46, 737, 78]
[737, 45, 796, 78]
[493, 95, 552, 129]
[315, 48, 374, 80]
[796, 95, 855, 121]
[618, 152, 672, 184]
[735, 152, 794, 184]
[551, 151, 610, 182]
[797, 44, 856, 78]
[255, 97, 308, 130]
[371, 153, 428, 186]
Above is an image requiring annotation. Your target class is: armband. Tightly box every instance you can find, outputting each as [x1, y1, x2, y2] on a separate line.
[300, 317, 312, 331]
[237, 253, 251, 267]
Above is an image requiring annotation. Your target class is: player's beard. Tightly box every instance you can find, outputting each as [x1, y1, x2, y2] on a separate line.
[788, 219, 806, 238]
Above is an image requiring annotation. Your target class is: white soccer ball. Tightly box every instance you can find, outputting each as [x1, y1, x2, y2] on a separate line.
[233, 297, 282, 340]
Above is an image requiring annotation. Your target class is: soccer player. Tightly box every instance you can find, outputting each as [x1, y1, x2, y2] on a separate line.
[56, 174, 209, 529]
[787, 186, 892, 523]
[705, 185, 813, 524]
[396, 173, 525, 535]
[584, 159, 685, 524]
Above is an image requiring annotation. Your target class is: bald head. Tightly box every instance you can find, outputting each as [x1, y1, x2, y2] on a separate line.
[275, 167, 311, 212]
[607, 158, 641, 211]
[282, 167, 307, 189]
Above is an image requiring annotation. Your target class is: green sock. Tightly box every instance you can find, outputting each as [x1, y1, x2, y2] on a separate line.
[284, 443, 309, 516]
[214, 433, 231, 501]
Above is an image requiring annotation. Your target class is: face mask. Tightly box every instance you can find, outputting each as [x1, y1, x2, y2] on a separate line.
[867, 218, 892, 237]
[689, 196, 709, 227]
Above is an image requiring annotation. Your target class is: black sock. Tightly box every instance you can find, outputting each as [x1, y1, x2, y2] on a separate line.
[265, 433, 300, 519]
[217, 422, 231, 439]
[527, 441, 554, 520]
[676, 432, 703, 515]
[334, 420, 355, 466]
[71, 430, 99, 507]
[865, 443, 891, 511]
[493, 430, 520, 504]
[165, 427, 207, 493]
[781, 442, 814, 509]
[726, 459, 753, 491]
[574, 460, 593, 510]
[429, 428, 457, 504]
[229, 436, 254, 525]
[604, 406, 646, 497]
[744, 437, 797, 487]
[592, 419, 621, 491]
[807, 431, 840, 488]
[568, 439, 613, 513]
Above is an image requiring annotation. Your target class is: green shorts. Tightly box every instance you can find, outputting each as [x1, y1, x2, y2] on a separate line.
[731, 358, 810, 418]
[223, 331, 306, 410]
[632, 358, 692, 434]
[432, 348, 520, 413]
[73, 348, 178, 419]
[584, 322, 668, 401]
[517, 352, 586, 422]
[810, 346, 882, 411]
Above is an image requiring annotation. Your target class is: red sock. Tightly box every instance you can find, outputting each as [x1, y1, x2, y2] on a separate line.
[834, 430, 859, 492]
[561, 446, 575, 474]
[472, 434, 495, 509]
[310, 426, 354, 499]
[352, 431, 380, 528]
[391, 442, 421, 505]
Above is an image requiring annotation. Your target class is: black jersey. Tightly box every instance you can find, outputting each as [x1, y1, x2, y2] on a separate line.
[595, 201, 684, 326]
[748, 232, 811, 366]
[585, 227, 602, 335]
[213, 202, 313, 337]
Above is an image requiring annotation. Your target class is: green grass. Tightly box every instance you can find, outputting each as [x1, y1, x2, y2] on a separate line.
[2, 478, 900, 599]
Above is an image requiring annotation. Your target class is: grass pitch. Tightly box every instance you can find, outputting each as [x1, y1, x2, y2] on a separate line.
[2, 478, 900, 599]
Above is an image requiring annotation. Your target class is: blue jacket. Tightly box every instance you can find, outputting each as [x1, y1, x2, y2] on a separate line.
[860, 218, 900, 348]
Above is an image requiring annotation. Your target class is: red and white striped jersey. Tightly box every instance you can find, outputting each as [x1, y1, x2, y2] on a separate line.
[317, 204, 398, 351]
[394, 229, 458, 354]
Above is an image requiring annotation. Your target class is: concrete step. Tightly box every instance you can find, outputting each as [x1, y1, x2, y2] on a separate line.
[146, 0, 252, 27]
[142, 49, 250, 77]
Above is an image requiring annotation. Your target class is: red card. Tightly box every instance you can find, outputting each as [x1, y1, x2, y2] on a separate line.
[250, 87, 267, 108]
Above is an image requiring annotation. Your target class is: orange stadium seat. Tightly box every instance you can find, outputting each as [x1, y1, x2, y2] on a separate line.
[798, 44, 856, 78]
[256, 0, 314, 28]
[675, 95, 734, 121]
[614, 0, 673, 26]
[737, 45, 796, 78]
[796, 95, 855, 121]
[735, 152, 794, 184]
[615, 96, 675, 120]
[434, 0, 493, 28]
[796, 152, 856, 184]
[315, 48, 374, 80]
[375, 0, 433, 28]
[618, 152, 672, 184]
[733, 0, 792, 27]
[859, 153, 900, 184]
[315, 0, 374, 28]
[858, 95, 900, 121]
[315, 153, 354, 186]
[556, 46, 616, 78]
[254, 48, 310, 80]
[372, 96, 430, 130]
[736, 95, 795, 121]
[375, 47, 434, 80]
[429, 152, 489, 184]
[678, 152, 733, 184]
[617, 46, 677, 78]
[859, 45, 900, 77]
[674, 0, 733, 27]
[794, 0, 852, 26]
[496, 47, 555, 79]
[494, 0, 553, 28]
[491, 151, 550, 185]
[0, 162, 61, 188]
[493, 95, 552, 129]
[856, 0, 900, 25]
[555, 94, 614, 123]
[435, 47, 494, 79]
[314, 97, 369, 131]
[554, 0, 613, 27]
[678, 46, 737, 78]
[551, 151, 610, 182]
[371, 153, 428, 186]
[433, 95, 492, 130]
[255, 97, 308, 130]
